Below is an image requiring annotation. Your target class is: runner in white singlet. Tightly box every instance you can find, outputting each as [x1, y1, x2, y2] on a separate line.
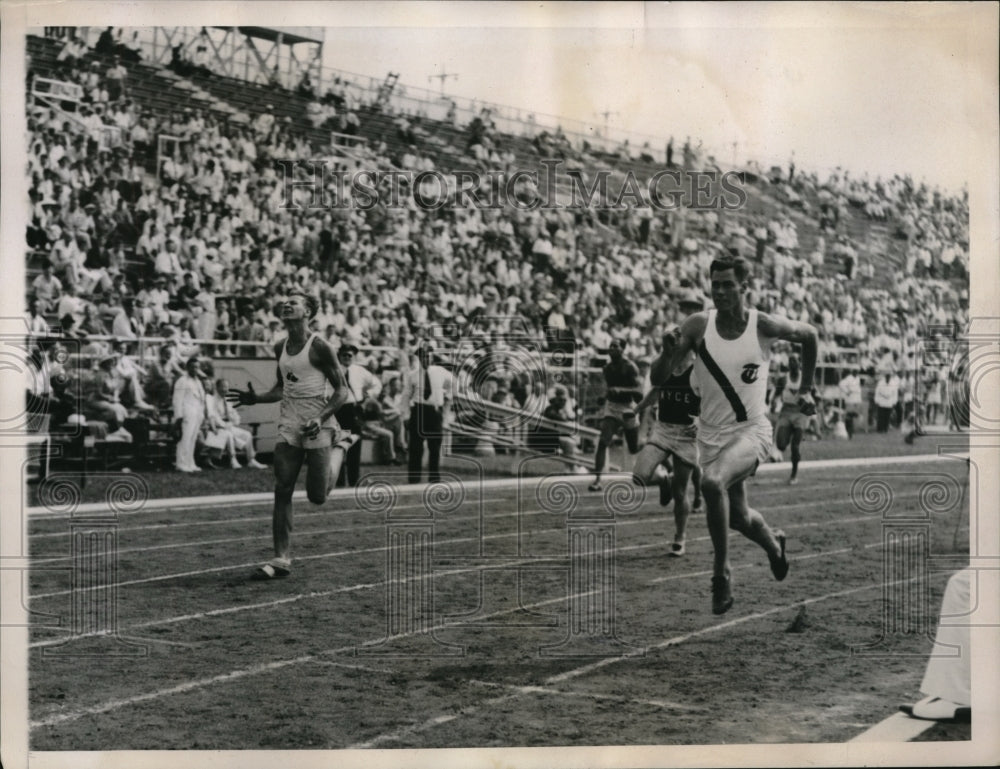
[228, 292, 355, 580]
[650, 257, 818, 615]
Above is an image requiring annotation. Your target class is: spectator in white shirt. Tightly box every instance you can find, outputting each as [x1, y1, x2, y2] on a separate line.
[407, 340, 453, 484]
[838, 367, 863, 439]
[333, 343, 382, 486]
[874, 371, 899, 433]
[32, 261, 62, 315]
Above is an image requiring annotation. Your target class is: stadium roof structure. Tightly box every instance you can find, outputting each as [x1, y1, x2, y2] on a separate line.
[143, 26, 324, 91]
[221, 26, 324, 47]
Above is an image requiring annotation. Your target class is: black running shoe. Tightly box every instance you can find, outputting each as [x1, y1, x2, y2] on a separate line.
[769, 531, 789, 581]
[711, 575, 733, 615]
[659, 477, 672, 507]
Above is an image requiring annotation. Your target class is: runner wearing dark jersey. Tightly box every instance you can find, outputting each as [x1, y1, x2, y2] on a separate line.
[589, 338, 643, 491]
[634, 324, 703, 556]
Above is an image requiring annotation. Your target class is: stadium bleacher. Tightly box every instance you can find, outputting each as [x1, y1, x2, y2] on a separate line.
[23, 27, 969, 477]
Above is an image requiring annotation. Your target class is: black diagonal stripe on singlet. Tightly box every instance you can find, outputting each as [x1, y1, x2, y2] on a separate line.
[697, 340, 748, 422]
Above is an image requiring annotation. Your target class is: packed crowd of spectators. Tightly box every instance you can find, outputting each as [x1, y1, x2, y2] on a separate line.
[26, 27, 970, 472]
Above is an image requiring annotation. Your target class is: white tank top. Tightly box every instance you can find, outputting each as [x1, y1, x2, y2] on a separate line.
[781, 370, 802, 407]
[693, 309, 770, 427]
[279, 333, 331, 399]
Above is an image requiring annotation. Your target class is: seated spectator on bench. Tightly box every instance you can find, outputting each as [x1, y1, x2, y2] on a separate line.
[202, 378, 266, 469]
[527, 386, 583, 469]
[374, 374, 408, 460]
[111, 339, 157, 414]
[88, 353, 133, 442]
[359, 396, 405, 465]
[31, 260, 62, 316]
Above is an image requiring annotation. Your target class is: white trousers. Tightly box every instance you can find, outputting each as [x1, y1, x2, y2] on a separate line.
[176, 413, 203, 471]
[921, 568, 971, 706]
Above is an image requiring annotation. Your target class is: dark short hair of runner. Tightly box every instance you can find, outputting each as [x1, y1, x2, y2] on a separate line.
[709, 255, 751, 282]
[287, 291, 318, 319]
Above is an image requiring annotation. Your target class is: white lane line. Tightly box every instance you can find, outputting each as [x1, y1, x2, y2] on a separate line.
[26, 475, 826, 540]
[25, 451, 962, 520]
[29, 540, 890, 731]
[28, 484, 885, 562]
[350, 575, 924, 748]
[25, 476, 569, 519]
[29, 655, 315, 729]
[849, 712, 935, 742]
[469, 679, 707, 713]
[28, 494, 887, 600]
[30, 532, 876, 648]
[546, 578, 911, 685]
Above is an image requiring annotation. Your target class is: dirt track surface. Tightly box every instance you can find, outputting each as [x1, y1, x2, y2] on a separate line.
[26, 453, 973, 750]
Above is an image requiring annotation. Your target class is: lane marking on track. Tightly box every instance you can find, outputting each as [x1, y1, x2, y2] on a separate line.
[349, 574, 933, 748]
[468, 679, 707, 713]
[28, 497, 889, 601]
[25, 472, 858, 538]
[29, 655, 316, 730]
[28, 539, 900, 730]
[27, 484, 894, 563]
[849, 711, 934, 742]
[24, 451, 964, 519]
[28, 476, 812, 540]
[28, 531, 883, 648]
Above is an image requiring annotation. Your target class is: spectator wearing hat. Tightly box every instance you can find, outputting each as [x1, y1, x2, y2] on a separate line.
[172, 356, 208, 472]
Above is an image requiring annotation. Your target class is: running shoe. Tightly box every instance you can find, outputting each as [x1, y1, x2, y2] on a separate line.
[711, 575, 733, 615]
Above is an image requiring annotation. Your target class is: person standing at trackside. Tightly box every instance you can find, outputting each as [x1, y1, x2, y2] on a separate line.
[407, 340, 453, 484]
[589, 338, 644, 492]
[838, 366, 863, 439]
[633, 323, 703, 557]
[899, 568, 971, 724]
[334, 343, 382, 487]
[227, 292, 355, 580]
[172, 355, 208, 472]
[874, 370, 899, 433]
[771, 353, 813, 485]
[651, 256, 818, 615]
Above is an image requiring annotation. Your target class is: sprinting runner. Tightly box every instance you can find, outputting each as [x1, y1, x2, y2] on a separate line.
[634, 323, 703, 557]
[771, 353, 812, 484]
[651, 257, 817, 614]
[589, 338, 643, 491]
[228, 292, 357, 580]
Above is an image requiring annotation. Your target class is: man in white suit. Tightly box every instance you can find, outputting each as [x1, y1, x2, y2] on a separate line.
[172, 355, 208, 472]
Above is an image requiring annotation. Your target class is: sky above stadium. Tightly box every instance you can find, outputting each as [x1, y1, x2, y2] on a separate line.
[6, 1, 997, 191]
[307, 2, 995, 192]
